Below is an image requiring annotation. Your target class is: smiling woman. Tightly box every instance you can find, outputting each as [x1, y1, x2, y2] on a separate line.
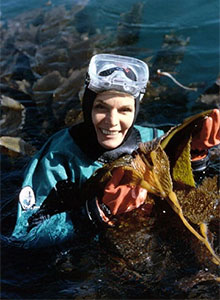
[11, 53, 219, 248]
[11, 53, 162, 247]
[92, 91, 135, 149]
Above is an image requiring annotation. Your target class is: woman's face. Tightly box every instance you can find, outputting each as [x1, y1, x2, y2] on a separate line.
[92, 91, 135, 149]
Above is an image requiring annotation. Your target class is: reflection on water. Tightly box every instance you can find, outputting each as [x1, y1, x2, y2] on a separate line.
[1, 0, 220, 299]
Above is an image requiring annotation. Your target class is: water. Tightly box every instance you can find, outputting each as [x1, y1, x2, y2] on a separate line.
[1, 0, 220, 299]
[1, 0, 219, 85]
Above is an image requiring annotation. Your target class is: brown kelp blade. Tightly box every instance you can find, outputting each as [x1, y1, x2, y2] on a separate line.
[140, 110, 213, 190]
[130, 110, 220, 264]
[0, 136, 36, 157]
[139, 143, 220, 265]
[161, 109, 214, 188]
[139, 144, 173, 197]
[155, 110, 220, 264]
[160, 109, 213, 150]
[171, 136, 195, 187]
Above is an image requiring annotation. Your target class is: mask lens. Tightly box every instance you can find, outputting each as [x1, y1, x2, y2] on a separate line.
[99, 67, 119, 77]
[99, 67, 136, 81]
[124, 68, 137, 81]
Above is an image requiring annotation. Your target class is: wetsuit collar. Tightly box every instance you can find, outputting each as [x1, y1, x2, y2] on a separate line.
[69, 122, 141, 163]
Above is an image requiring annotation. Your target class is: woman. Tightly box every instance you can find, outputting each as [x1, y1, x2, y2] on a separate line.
[12, 54, 220, 248]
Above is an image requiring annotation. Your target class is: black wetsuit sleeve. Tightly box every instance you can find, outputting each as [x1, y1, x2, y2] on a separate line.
[28, 179, 81, 232]
[191, 155, 209, 172]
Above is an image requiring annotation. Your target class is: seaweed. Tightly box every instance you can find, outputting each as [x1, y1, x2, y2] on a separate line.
[82, 109, 220, 266]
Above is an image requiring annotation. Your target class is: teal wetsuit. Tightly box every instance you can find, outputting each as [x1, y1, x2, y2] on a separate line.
[12, 125, 163, 248]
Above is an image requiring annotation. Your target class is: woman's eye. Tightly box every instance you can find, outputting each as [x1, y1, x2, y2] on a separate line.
[94, 104, 105, 110]
[120, 107, 133, 113]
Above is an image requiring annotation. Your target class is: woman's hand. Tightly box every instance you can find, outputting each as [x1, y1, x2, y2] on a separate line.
[191, 108, 220, 160]
[102, 167, 147, 215]
[85, 167, 148, 227]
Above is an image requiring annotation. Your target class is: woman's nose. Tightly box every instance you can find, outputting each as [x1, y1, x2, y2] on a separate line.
[106, 109, 118, 126]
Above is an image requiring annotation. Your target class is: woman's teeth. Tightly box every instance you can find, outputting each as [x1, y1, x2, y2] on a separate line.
[101, 129, 118, 135]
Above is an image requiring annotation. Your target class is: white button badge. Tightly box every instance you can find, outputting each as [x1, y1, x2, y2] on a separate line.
[19, 186, 36, 210]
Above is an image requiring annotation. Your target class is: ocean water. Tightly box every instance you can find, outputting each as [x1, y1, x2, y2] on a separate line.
[1, 0, 219, 85]
[1, 0, 220, 299]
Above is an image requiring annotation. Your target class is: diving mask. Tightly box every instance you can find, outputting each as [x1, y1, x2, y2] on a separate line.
[86, 54, 149, 98]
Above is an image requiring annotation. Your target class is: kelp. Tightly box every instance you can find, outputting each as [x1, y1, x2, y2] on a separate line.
[0, 96, 25, 136]
[151, 33, 190, 76]
[82, 109, 220, 266]
[0, 136, 36, 157]
[117, 2, 144, 46]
